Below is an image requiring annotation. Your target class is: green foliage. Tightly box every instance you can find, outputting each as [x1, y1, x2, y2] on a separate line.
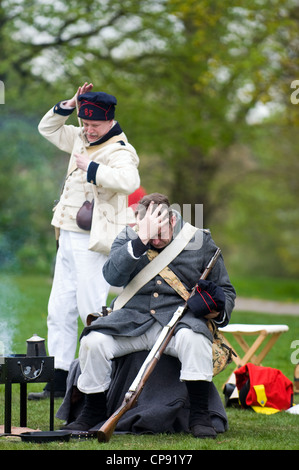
[0, 114, 65, 273]
[0, 0, 299, 277]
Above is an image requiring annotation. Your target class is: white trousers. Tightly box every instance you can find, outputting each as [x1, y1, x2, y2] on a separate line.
[77, 322, 213, 394]
[47, 230, 110, 371]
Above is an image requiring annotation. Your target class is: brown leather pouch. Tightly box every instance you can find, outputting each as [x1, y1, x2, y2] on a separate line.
[76, 200, 94, 230]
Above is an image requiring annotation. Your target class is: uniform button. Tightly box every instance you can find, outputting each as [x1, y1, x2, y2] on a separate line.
[150, 309, 156, 314]
[59, 221, 63, 225]
[153, 292, 159, 298]
[157, 280, 162, 285]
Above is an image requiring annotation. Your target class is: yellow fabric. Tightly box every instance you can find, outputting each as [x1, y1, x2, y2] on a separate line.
[251, 384, 279, 414]
[253, 384, 267, 407]
[251, 406, 280, 415]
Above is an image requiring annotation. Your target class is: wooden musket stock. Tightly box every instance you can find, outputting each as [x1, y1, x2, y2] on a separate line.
[97, 248, 221, 442]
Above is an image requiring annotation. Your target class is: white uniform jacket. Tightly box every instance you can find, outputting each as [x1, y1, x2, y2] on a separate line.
[38, 105, 140, 253]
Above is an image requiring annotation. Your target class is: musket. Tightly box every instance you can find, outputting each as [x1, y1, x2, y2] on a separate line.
[97, 247, 221, 442]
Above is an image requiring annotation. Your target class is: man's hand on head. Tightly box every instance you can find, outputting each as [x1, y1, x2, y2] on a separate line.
[65, 82, 94, 108]
[137, 201, 169, 245]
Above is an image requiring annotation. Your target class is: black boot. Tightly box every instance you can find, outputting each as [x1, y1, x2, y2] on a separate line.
[28, 369, 68, 400]
[62, 392, 107, 431]
[186, 380, 216, 439]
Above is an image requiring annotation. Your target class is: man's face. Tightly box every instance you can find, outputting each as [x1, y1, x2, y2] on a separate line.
[150, 215, 176, 249]
[82, 119, 113, 142]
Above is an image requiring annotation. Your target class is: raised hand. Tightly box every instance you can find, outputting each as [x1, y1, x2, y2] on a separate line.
[65, 82, 94, 108]
[137, 201, 170, 246]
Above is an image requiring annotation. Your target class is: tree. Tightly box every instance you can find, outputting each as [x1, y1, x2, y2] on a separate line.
[1, 0, 299, 276]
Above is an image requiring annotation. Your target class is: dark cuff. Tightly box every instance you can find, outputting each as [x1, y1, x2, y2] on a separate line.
[87, 161, 99, 184]
[213, 310, 226, 326]
[53, 101, 75, 116]
[131, 237, 149, 258]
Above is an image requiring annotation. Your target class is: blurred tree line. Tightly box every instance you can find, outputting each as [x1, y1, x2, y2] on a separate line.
[0, 0, 298, 278]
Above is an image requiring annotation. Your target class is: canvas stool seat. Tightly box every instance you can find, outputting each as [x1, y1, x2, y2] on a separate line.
[219, 324, 289, 394]
[219, 324, 289, 368]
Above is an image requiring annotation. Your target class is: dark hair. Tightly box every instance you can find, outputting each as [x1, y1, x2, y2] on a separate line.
[136, 193, 173, 220]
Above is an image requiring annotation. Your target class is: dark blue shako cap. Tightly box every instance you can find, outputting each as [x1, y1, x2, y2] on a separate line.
[78, 91, 117, 121]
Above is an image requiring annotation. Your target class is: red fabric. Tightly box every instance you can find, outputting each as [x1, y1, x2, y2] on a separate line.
[234, 363, 293, 411]
[128, 187, 147, 209]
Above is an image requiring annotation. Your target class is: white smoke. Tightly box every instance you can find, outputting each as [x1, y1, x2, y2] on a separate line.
[0, 278, 19, 356]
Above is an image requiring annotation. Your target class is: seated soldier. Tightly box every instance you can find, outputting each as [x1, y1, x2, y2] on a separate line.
[63, 192, 236, 438]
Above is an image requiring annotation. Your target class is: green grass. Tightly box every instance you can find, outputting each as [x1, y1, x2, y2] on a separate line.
[0, 273, 298, 451]
[231, 275, 299, 303]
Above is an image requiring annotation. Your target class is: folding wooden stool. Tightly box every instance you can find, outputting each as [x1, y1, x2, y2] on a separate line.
[219, 324, 289, 389]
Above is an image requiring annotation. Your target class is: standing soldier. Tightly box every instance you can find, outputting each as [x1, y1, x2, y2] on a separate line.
[29, 83, 140, 399]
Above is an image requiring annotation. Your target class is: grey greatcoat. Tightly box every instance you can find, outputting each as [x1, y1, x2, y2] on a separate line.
[81, 217, 236, 343]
